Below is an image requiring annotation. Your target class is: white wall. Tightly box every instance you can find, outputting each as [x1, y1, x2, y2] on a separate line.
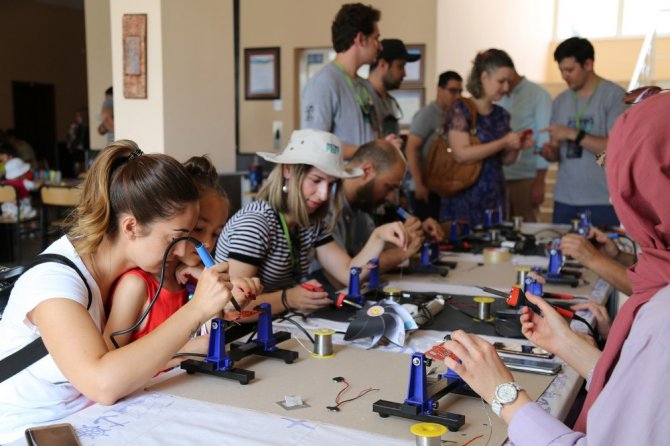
[437, 0, 554, 85]
[84, 0, 112, 150]
[109, 0, 165, 154]
[161, 0, 236, 170]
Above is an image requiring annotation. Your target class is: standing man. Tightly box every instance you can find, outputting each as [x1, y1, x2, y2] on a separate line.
[98, 86, 114, 144]
[498, 67, 552, 223]
[541, 37, 625, 226]
[364, 38, 420, 138]
[405, 71, 463, 220]
[300, 3, 381, 159]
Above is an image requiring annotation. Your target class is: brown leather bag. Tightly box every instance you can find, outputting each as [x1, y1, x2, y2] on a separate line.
[423, 98, 483, 197]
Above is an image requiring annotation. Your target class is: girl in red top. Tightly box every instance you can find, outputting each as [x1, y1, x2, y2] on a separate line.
[104, 156, 258, 368]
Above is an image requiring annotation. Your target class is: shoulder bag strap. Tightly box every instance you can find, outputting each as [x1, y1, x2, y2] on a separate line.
[0, 254, 92, 383]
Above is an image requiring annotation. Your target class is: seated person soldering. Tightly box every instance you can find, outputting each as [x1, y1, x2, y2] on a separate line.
[311, 139, 444, 290]
[560, 226, 635, 296]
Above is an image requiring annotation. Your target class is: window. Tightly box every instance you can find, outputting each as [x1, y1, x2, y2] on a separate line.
[556, 0, 669, 39]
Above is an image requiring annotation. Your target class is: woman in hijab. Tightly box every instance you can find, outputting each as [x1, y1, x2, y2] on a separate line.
[440, 90, 670, 445]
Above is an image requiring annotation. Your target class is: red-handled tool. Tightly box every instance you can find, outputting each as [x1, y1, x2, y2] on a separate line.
[477, 286, 575, 319]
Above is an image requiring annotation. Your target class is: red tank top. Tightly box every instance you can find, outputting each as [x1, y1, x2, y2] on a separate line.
[115, 269, 188, 341]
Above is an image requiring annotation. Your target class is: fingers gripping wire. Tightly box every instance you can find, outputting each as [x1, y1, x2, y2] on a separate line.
[109, 236, 208, 349]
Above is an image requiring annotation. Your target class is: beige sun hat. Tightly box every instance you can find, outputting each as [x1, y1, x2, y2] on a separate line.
[257, 129, 363, 179]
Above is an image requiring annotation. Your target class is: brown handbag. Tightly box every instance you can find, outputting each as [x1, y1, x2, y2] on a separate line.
[423, 98, 483, 197]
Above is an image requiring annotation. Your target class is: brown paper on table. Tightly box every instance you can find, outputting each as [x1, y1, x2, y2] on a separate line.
[149, 339, 555, 445]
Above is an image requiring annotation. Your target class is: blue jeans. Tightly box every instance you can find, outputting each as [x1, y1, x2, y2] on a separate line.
[553, 201, 620, 227]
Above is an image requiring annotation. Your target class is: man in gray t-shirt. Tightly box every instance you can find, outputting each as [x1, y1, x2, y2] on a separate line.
[363, 39, 420, 138]
[405, 71, 463, 220]
[541, 37, 625, 226]
[300, 3, 381, 160]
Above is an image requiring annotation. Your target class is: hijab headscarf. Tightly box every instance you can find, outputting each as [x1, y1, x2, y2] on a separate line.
[575, 92, 670, 432]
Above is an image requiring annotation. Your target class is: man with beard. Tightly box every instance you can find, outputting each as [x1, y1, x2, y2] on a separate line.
[364, 39, 420, 139]
[311, 139, 443, 289]
[540, 37, 625, 226]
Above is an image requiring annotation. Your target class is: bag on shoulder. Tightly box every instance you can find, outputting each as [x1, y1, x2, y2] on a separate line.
[0, 254, 92, 383]
[423, 98, 483, 197]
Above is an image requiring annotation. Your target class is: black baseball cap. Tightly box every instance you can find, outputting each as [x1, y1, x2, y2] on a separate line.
[378, 39, 420, 63]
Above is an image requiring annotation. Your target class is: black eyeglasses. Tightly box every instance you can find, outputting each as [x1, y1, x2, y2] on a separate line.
[446, 88, 463, 95]
[624, 86, 667, 105]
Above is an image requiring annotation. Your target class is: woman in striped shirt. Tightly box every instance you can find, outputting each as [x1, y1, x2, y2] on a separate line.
[216, 129, 407, 314]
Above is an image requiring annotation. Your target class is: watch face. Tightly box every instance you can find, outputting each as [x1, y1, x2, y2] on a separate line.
[495, 383, 518, 404]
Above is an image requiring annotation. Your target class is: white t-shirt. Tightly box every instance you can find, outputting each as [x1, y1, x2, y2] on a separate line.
[0, 236, 104, 443]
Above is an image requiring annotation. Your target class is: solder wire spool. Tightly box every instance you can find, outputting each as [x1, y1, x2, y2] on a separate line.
[473, 296, 495, 322]
[410, 422, 446, 446]
[383, 287, 403, 303]
[483, 247, 511, 264]
[311, 328, 335, 358]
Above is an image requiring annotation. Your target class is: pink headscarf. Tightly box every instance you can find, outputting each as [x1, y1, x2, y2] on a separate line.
[575, 92, 670, 432]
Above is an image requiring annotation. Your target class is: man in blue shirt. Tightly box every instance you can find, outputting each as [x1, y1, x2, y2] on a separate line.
[498, 68, 551, 222]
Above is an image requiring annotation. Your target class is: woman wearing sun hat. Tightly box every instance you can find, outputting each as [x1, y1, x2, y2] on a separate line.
[215, 129, 408, 314]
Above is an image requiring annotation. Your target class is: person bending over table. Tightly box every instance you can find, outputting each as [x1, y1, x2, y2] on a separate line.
[0, 141, 257, 443]
[312, 138, 443, 290]
[215, 129, 408, 315]
[442, 91, 670, 444]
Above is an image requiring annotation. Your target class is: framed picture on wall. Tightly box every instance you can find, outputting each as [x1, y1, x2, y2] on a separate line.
[245, 47, 281, 100]
[122, 14, 148, 99]
[402, 44, 425, 86]
[392, 87, 425, 129]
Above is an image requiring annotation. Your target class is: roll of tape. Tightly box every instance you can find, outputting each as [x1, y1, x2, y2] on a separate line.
[483, 247, 511, 264]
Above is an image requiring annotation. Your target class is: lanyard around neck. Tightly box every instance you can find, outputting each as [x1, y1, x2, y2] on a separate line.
[572, 78, 601, 129]
[333, 61, 372, 116]
[278, 212, 296, 269]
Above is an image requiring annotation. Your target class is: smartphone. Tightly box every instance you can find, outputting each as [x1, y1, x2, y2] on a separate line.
[494, 342, 554, 359]
[501, 356, 561, 375]
[25, 423, 80, 446]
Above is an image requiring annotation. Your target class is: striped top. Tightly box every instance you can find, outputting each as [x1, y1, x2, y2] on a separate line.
[215, 200, 333, 292]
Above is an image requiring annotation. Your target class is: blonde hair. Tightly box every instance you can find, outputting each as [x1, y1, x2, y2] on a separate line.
[66, 140, 199, 255]
[257, 163, 342, 229]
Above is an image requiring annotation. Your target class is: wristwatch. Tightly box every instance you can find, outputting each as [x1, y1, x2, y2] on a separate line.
[574, 129, 586, 145]
[491, 382, 523, 417]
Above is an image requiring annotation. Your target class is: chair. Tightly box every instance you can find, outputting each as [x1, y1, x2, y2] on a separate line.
[39, 184, 81, 250]
[1, 184, 39, 264]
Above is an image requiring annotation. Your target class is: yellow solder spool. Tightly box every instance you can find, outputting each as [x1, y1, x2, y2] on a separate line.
[483, 247, 511, 264]
[410, 422, 447, 446]
[384, 287, 403, 302]
[473, 296, 495, 321]
[311, 328, 335, 358]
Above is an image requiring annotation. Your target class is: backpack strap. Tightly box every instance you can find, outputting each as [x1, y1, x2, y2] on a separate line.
[0, 254, 92, 383]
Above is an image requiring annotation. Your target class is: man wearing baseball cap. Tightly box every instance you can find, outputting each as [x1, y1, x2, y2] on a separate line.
[365, 38, 420, 139]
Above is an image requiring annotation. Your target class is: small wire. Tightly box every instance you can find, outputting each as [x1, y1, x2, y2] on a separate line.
[292, 335, 314, 355]
[479, 396, 492, 446]
[328, 377, 379, 411]
[461, 434, 484, 446]
[172, 352, 207, 359]
[276, 313, 315, 344]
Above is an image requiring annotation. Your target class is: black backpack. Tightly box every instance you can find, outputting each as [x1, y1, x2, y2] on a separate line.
[0, 254, 92, 383]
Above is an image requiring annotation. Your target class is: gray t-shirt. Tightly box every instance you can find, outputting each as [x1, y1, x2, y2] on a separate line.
[551, 79, 626, 205]
[406, 101, 443, 190]
[364, 80, 399, 137]
[498, 78, 551, 181]
[301, 63, 377, 147]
